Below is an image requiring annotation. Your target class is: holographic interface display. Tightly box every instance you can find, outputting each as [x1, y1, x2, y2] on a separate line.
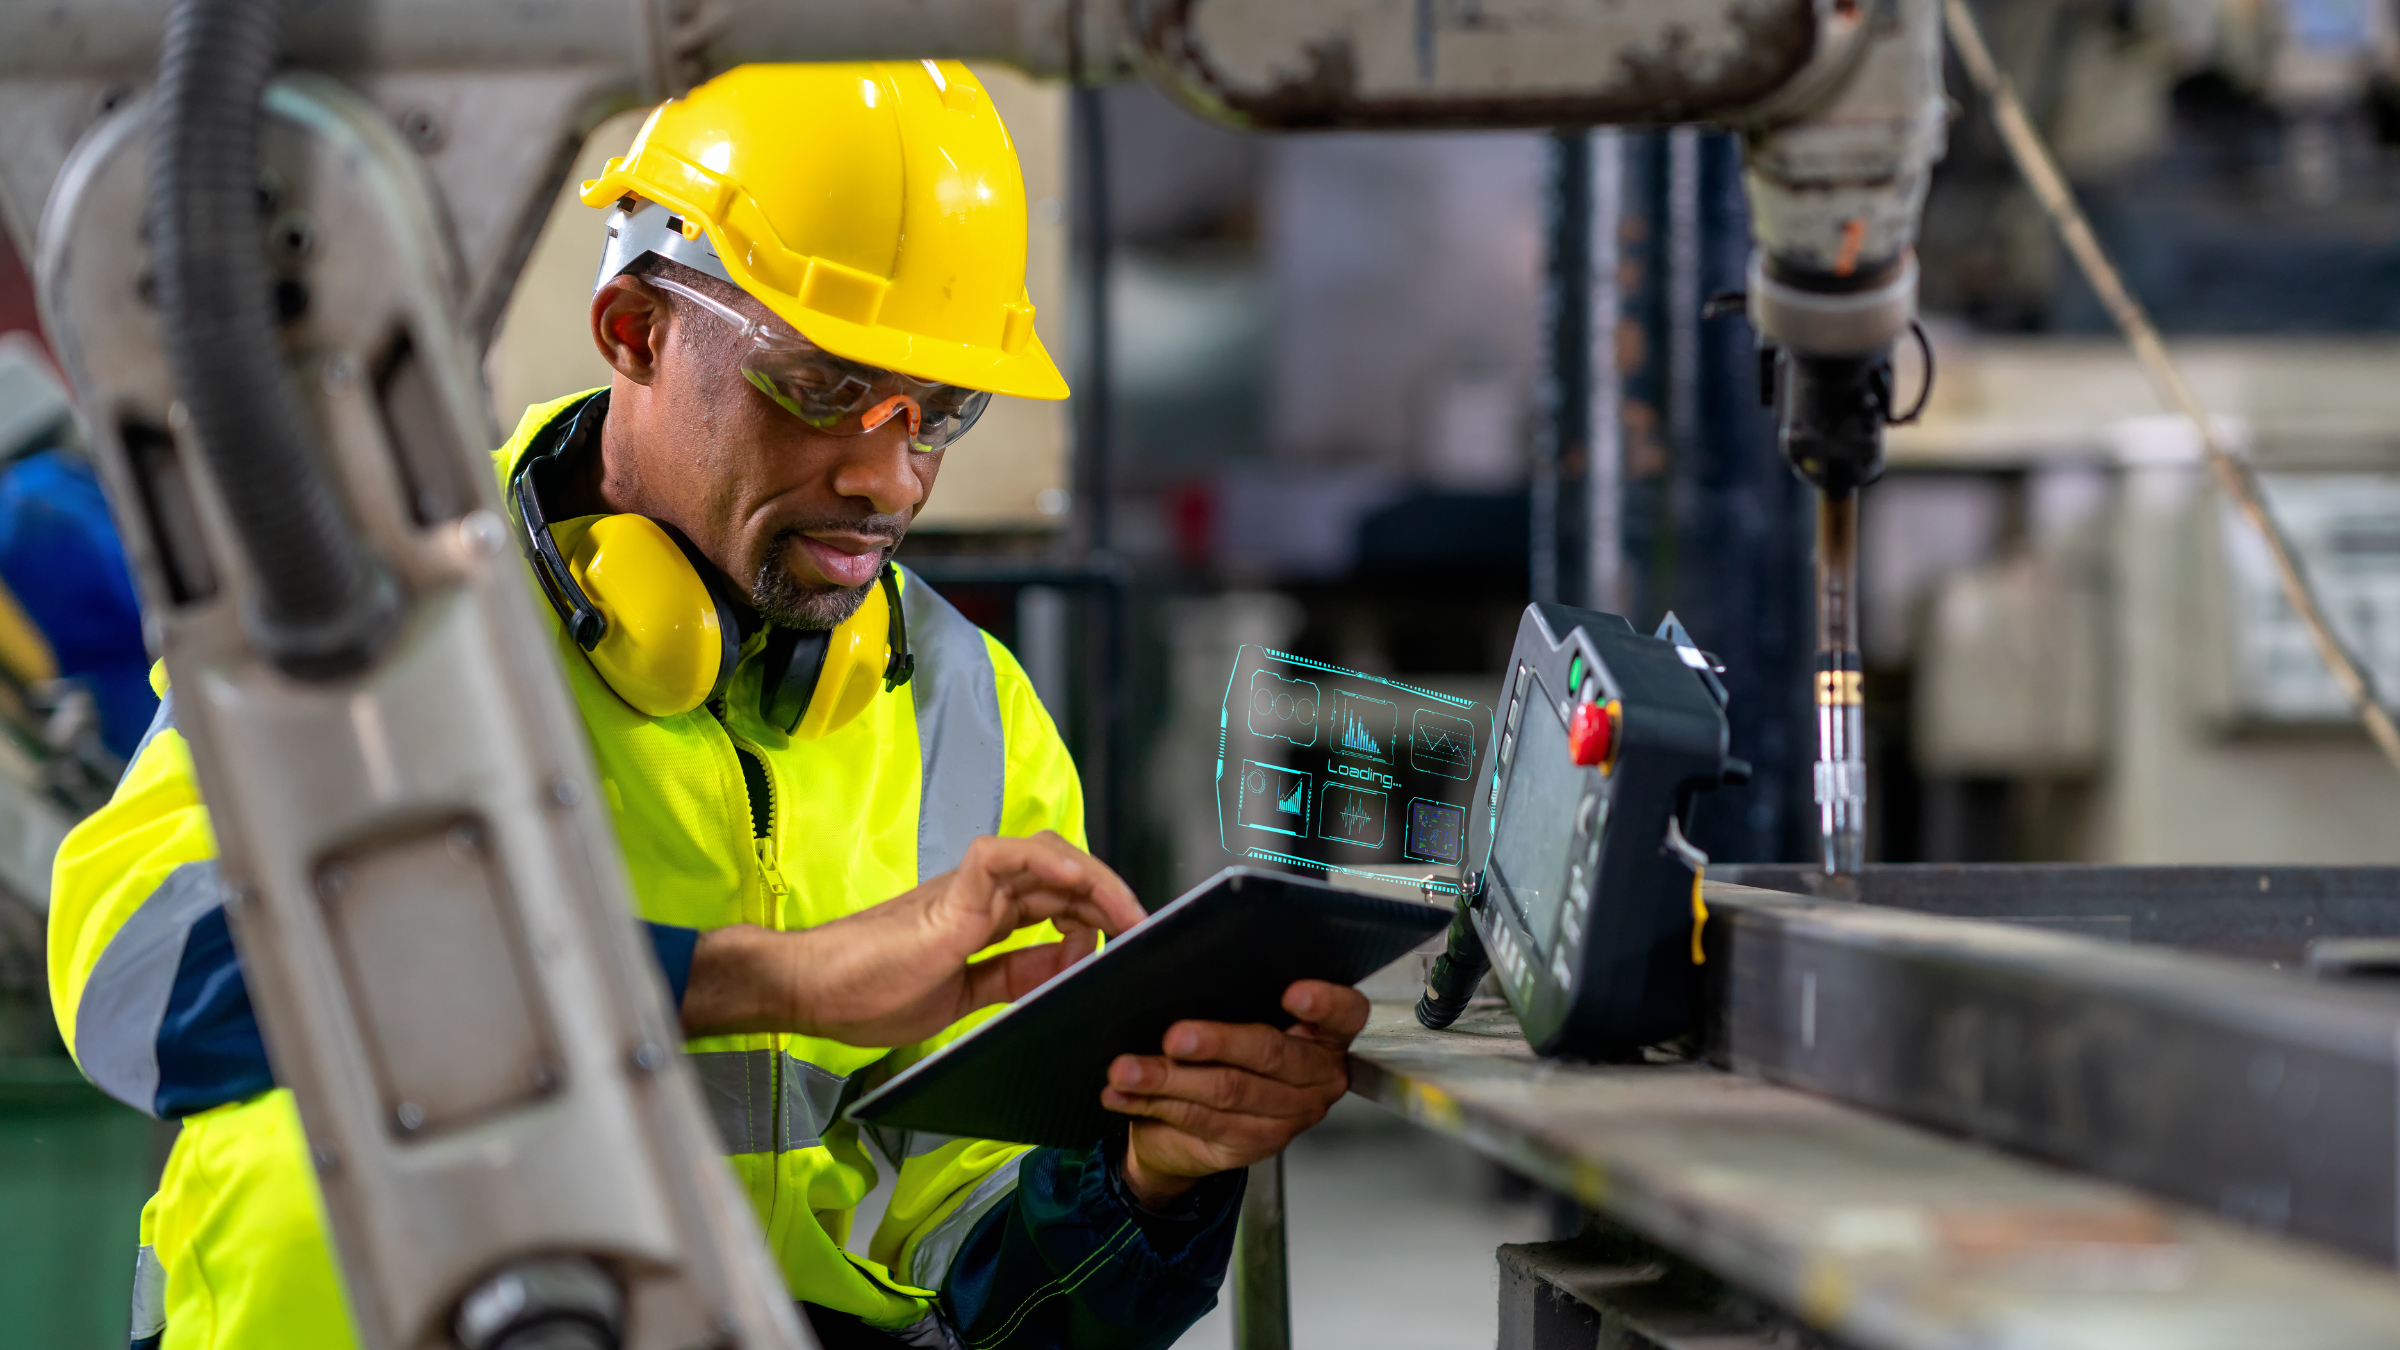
[1215, 646, 1492, 897]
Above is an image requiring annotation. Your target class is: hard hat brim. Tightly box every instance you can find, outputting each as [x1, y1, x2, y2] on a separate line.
[763, 294, 1072, 402]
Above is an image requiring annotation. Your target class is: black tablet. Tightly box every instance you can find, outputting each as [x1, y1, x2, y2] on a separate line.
[845, 867, 1451, 1147]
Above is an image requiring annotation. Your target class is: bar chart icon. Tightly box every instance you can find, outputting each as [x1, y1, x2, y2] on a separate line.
[1331, 690, 1397, 763]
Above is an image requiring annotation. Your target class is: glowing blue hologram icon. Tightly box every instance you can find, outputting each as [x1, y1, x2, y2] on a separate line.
[1411, 709, 1477, 780]
[1319, 784, 1387, 848]
[1331, 690, 1397, 763]
[1238, 761, 1311, 838]
[1247, 670, 1321, 747]
[1405, 799, 1465, 864]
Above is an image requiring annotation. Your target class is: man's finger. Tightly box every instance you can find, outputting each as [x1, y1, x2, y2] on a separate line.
[961, 835, 1144, 934]
[1100, 1092, 1283, 1156]
[1106, 1056, 1321, 1119]
[1283, 980, 1372, 1043]
[997, 882, 1144, 937]
[959, 932, 1098, 1009]
[1155, 1020, 1347, 1089]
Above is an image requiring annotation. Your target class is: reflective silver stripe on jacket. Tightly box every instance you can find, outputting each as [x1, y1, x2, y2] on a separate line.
[74, 860, 225, 1118]
[124, 689, 177, 775]
[690, 1048, 848, 1155]
[907, 1153, 1024, 1291]
[868, 1124, 961, 1170]
[900, 569, 1005, 882]
[130, 1242, 166, 1344]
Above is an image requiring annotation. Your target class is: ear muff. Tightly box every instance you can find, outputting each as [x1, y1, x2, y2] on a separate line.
[763, 564, 914, 739]
[559, 514, 739, 718]
[511, 389, 910, 726]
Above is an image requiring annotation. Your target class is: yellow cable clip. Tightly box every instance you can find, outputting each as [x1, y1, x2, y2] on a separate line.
[1664, 815, 1710, 966]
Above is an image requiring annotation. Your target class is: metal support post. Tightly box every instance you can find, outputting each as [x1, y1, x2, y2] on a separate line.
[1585, 131, 1627, 616]
[1067, 83, 1130, 869]
[1496, 1235, 1788, 1350]
[1230, 1155, 1291, 1350]
[1534, 128, 1627, 614]
[1532, 129, 1591, 608]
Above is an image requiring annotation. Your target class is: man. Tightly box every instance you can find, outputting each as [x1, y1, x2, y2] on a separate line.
[50, 62, 1368, 1350]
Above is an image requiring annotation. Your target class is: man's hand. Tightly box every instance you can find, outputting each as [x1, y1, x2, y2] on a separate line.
[1100, 980, 1372, 1209]
[681, 831, 1144, 1047]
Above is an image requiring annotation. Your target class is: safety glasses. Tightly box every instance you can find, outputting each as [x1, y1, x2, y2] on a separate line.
[644, 274, 991, 452]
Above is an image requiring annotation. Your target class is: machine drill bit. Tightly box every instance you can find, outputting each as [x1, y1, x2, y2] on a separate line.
[1814, 491, 1866, 874]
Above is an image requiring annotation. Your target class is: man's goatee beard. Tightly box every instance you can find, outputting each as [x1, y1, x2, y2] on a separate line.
[751, 530, 881, 630]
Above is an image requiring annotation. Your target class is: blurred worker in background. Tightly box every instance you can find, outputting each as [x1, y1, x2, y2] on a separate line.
[50, 62, 1366, 1350]
[0, 331, 155, 766]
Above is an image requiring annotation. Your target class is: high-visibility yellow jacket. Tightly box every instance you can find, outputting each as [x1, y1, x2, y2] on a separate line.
[49, 392, 1237, 1350]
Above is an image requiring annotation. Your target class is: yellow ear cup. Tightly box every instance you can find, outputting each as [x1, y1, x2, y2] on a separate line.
[792, 578, 893, 740]
[562, 514, 724, 718]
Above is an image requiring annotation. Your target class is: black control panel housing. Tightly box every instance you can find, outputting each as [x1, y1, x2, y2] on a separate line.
[1460, 604, 1732, 1060]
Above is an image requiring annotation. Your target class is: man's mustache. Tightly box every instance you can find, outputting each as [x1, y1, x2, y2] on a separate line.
[767, 516, 909, 575]
[774, 515, 909, 550]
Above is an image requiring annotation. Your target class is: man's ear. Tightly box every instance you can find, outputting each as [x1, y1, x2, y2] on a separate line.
[591, 276, 668, 384]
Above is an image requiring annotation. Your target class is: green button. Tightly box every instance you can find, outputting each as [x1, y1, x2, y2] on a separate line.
[1568, 652, 1585, 695]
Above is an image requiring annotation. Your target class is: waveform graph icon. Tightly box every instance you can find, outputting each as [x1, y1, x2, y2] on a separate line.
[1405, 799, 1465, 864]
[1329, 690, 1397, 763]
[1318, 784, 1388, 849]
[1247, 670, 1321, 747]
[1237, 761, 1311, 838]
[1410, 709, 1477, 780]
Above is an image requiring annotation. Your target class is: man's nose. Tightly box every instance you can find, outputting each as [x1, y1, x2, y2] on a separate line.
[826, 421, 928, 518]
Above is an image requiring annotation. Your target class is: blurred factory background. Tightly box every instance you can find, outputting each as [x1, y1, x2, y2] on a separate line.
[12, 0, 2400, 1342]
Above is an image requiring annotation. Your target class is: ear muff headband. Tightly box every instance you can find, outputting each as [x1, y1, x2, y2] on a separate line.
[511, 390, 736, 718]
[511, 392, 611, 650]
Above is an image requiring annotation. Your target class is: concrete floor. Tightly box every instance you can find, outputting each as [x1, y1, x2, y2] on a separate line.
[1172, 1096, 1558, 1350]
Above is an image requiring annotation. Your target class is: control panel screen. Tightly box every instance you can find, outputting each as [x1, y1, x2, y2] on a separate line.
[1214, 645, 1490, 898]
[1488, 675, 1580, 957]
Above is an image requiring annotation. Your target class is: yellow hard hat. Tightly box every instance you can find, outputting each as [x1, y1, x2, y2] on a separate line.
[581, 61, 1067, 401]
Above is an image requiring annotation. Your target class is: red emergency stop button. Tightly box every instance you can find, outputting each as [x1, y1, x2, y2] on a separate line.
[1568, 699, 1618, 768]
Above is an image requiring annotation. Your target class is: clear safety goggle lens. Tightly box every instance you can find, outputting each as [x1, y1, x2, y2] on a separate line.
[739, 357, 991, 452]
[646, 274, 992, 452]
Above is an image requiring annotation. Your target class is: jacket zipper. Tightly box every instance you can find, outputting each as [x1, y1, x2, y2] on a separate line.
[722, 725, 801, 1235]
[731, 740, 789, 917]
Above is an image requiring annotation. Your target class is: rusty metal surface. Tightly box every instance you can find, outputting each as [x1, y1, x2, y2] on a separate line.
[1126, 0, 1821, 130]
[1707, 881, 2400, 1268]
[1350, 1001, 2400, 1349]
[1717, 863, 2400, 964]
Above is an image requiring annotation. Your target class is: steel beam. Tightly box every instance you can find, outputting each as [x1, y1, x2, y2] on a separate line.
[1349, 1002, 2400, 1350]
[1707, 880, 2400, 1266]
[1719, 862, 2400, 963]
